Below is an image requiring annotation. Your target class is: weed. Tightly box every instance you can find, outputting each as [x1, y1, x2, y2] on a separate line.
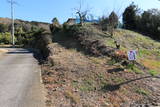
[97, 73, 104, 79]
[79, 84, 95, 92]
[72, 80, 79, 88]
[107, 58, 117, 65]
[46, 100, 52, 106]
[136, 88, 150, 96]
[105, 39, 115, 47]
[125, 63, 143, 74]
[148, 70, 159, 76]
[90, 57, 103, 64]
[121, 47, 128, 51]
[132, 67, 143, 74]
[142, 59, 160, 70]
[65, 90, 80, 104]
[112, 77, 125, 84]
[125, 63, 134, 69]
[97, 73, 108, 86]
[138, 49, 151, 58]
[79, 79, 95, 92]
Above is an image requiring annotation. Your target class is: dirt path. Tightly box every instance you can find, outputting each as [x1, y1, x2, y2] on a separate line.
[0, 48, 45, 107]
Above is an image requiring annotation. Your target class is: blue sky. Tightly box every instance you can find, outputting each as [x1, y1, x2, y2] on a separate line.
[1, 0, 160, 23]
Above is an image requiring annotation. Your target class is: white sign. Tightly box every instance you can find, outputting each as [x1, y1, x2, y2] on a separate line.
[128, 50, 137, 61]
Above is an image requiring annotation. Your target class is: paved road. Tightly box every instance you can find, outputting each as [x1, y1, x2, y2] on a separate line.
[0, 48, 45, 107]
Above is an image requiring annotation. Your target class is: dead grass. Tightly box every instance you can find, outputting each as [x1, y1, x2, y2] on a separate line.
[42, 43, 159, 107]
[64, 90, 80, 104]
[142, 59, 160, 71]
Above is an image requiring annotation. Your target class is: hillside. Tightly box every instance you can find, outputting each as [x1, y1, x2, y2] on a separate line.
[0, 17, 50, 46]
[105, 29, 160, 72]
[41, 24, 160, 107]
[0, 18, 50, 32]
[0, 17, 50, 29]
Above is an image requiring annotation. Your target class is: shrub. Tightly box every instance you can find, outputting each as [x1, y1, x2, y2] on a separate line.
[148, 70, 159, 76]
[108, 11, 118, 29]
[99, 16, 109, 31]
[0, 32, 15, 44]
[50, 18, 61, 33]
[0, 24, 8, 33]
[99, 11, 118, 32]
[136, 88, 150, 96]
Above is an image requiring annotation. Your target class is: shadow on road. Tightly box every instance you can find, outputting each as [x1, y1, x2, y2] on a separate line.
[7, 51, 32, 54]
[4, 48, 45, 66]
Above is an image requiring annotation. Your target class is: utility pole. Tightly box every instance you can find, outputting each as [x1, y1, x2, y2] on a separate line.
[7, 0, 16, 46]
[11, 0, 15, 46]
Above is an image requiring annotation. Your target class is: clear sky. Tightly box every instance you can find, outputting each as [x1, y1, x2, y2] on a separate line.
[1, 0, 160, 23]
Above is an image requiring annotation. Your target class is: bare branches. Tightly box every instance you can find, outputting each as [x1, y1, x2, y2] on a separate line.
[74, 0, 91, 25]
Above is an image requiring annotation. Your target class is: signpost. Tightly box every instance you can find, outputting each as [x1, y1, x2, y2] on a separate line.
[128, 50, 137, 61]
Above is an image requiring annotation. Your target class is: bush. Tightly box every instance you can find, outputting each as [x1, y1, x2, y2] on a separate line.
[148, 70, 159, 76]
[50, 18, 61, 33]
[99, 16, 109, 31]
[0, 24, 8, 33]
[0, 32, 15, 44]
[99, 11, 118, 32]
[108, 11, 118, 28]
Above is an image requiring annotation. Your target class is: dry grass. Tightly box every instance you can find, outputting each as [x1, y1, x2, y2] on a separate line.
[43, 42, 160, 107]
[106, 29, 160, 50]
[48, 43, 90, 73]
[42, 27, 160, 107]
[142, 59, 160, 71]
[104, 29, 160, 72]
[64, 90, 80, 104]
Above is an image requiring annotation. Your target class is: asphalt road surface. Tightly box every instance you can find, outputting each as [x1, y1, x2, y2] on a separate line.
[0, 48, 45, 107]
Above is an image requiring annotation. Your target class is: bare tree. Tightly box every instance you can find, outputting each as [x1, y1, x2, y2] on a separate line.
[74, 0, 90, 25]
[99, 0, 126, 49]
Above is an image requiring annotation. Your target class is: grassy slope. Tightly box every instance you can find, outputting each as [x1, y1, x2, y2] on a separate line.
[104, 29, 160, 72]
[42, 25, 160, 107]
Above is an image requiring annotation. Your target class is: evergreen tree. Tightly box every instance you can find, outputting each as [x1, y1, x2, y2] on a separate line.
[123, 3, 139, 30]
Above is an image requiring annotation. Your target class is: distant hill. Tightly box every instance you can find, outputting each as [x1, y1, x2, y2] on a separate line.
[0, 17, 11, 24]
[0, 17, 50, 32]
